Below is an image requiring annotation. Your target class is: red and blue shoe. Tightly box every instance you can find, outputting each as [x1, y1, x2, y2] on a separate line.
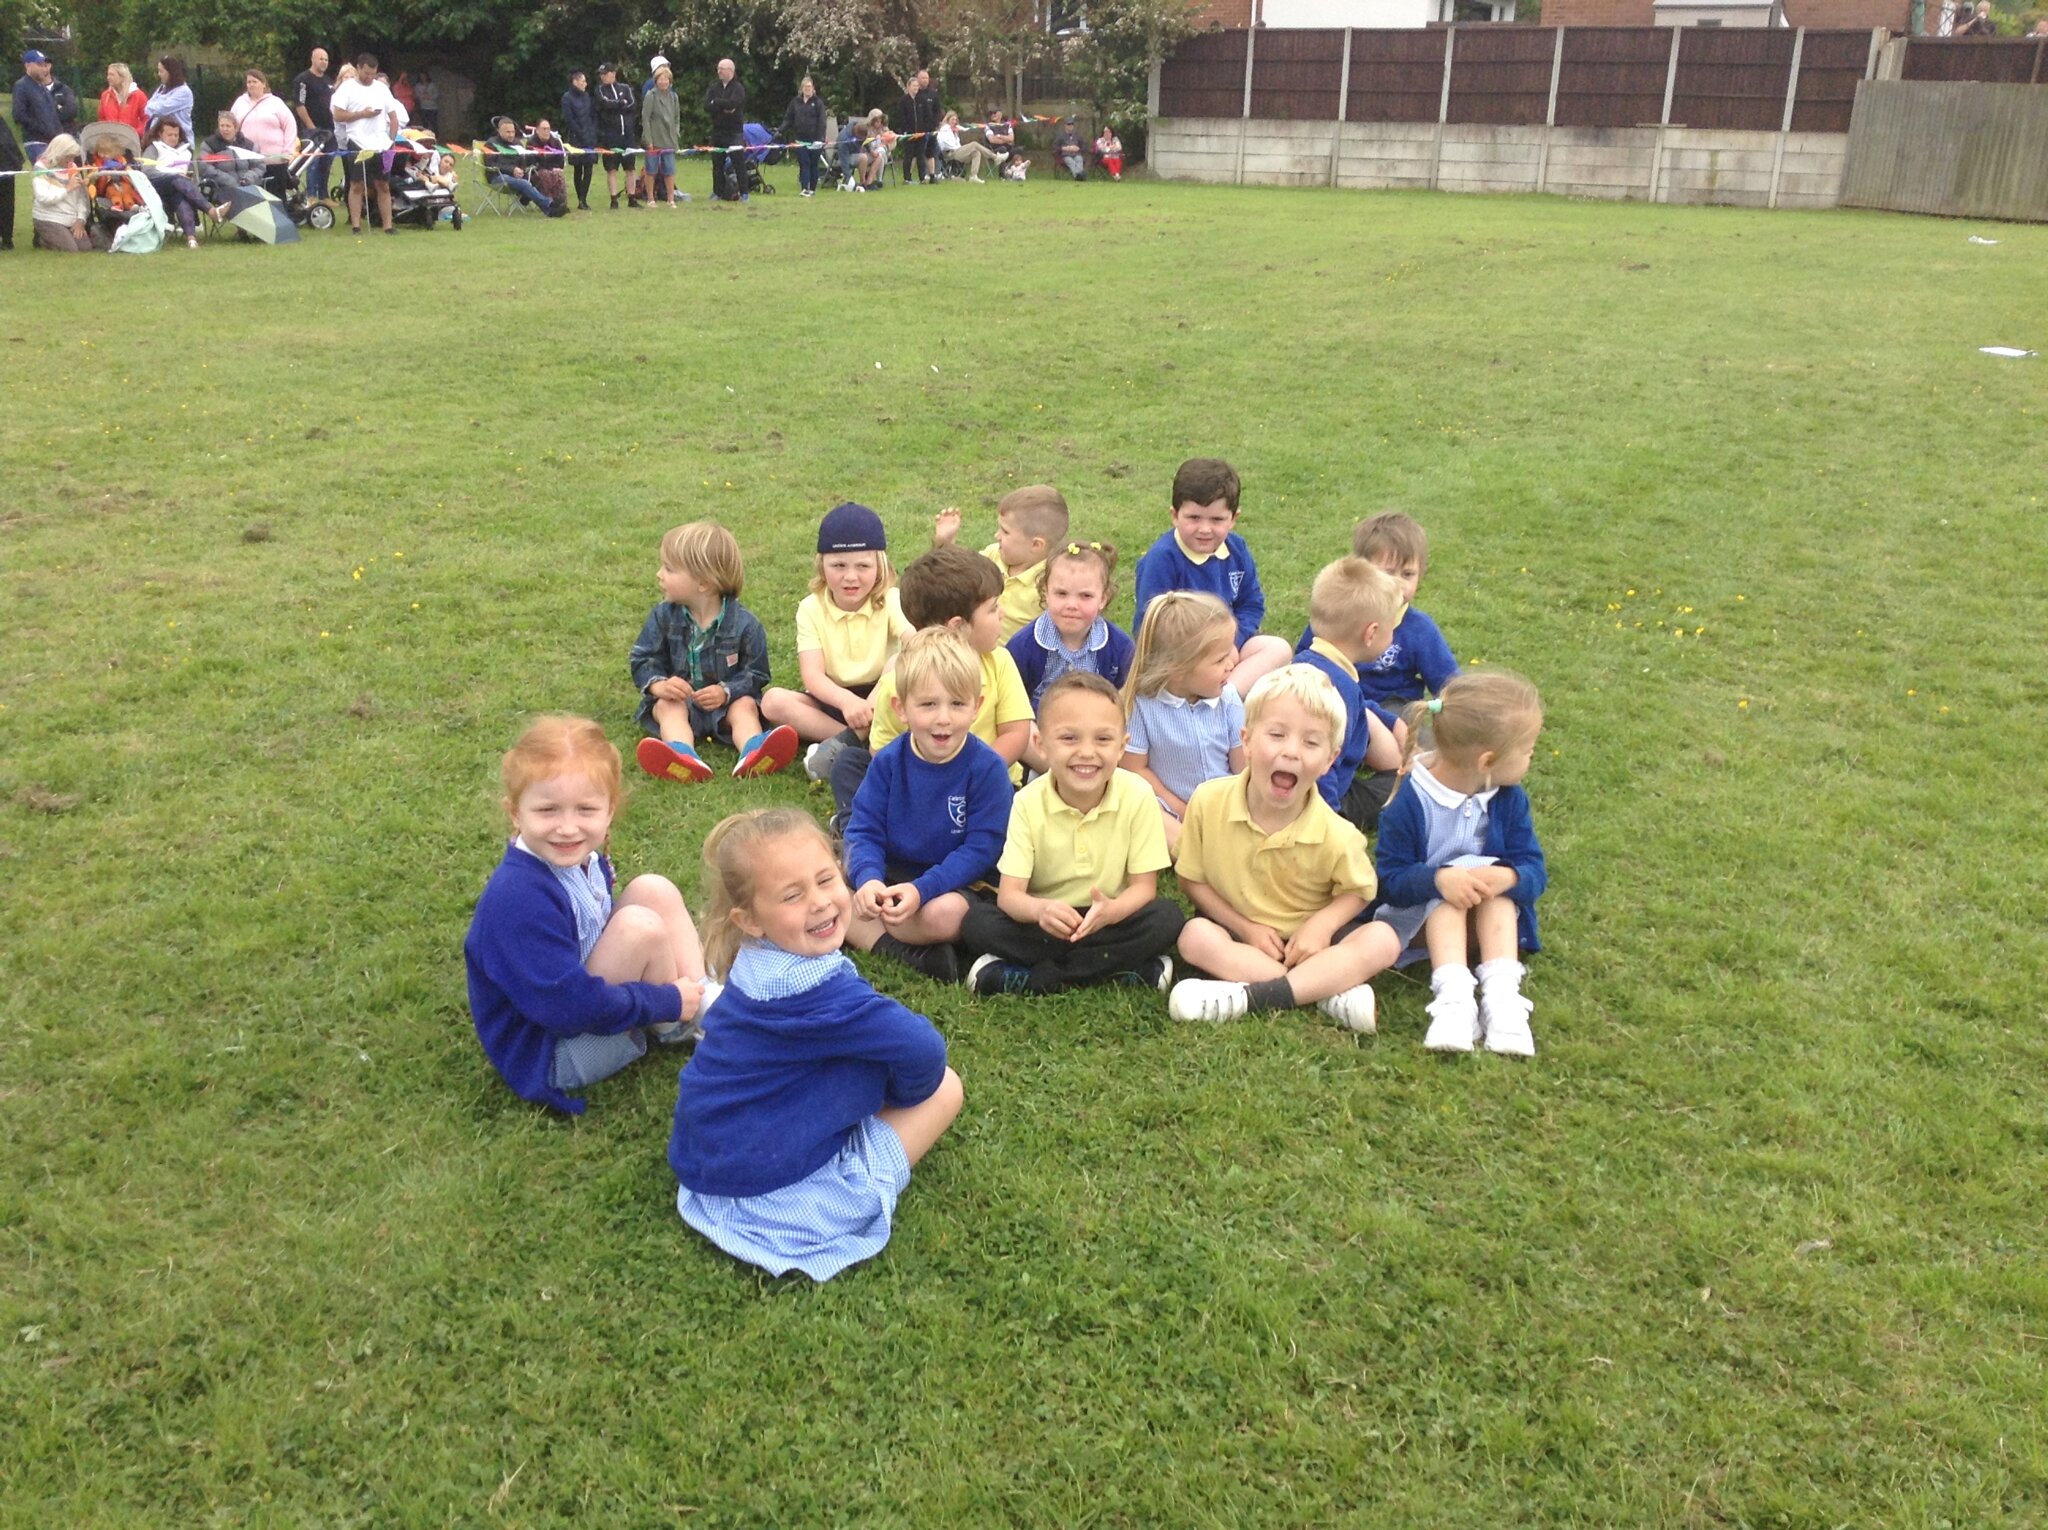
[636, 737, 713, 783]
[733, 725, 800, 779]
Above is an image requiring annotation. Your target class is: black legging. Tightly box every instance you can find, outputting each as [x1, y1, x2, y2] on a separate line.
[571, 153, 594, 205]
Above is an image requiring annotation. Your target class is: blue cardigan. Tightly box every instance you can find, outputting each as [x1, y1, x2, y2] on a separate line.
[669, 962, 947, 1198]
[464, 846, 684, 1114]
[845, 734, 1011, 905]
[1374, 782, 1546, 954]
[1133, 529, 1267, 648]
[1006, 615, 1137, 705]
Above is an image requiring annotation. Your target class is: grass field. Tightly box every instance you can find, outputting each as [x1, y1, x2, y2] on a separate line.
[4, 160, 2046, 1525]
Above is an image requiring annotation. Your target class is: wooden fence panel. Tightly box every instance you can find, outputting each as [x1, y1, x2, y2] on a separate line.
[1448, 26, 1557, 126]
[1159, 29, 1250, 118]
[1902, 38, 2046, 84]
[1250, 28, 1348, 121]
[1841, 79, 2048, 219]
[1347, 29, 1451, 123]
[1670, 27, 1793, 130]
[1557, 28, 1672, 129]
[1792, 30, 1877, 133]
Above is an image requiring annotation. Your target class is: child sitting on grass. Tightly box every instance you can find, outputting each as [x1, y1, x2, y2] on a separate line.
[1350, 511, 1460, 711]
[1132, 457, 1294, 698]
[670, 808, 965, 1282]
[1008, 540, 1136, 774]
[761, 502, 914, 785]
[465, 716, 715, 1115]
[1167, 666, 1399, 1033]
[831, 544, 1033, 813]
[632, 521, 798, 784]
[1121, 591, 1245, 853]
[961, 673, 1183, 995]
[933, 483, 1070, 641]
[1294, 556, 1405, 833]
[844, 629, 1014, 985]
[1374, 670, 1547, 1057]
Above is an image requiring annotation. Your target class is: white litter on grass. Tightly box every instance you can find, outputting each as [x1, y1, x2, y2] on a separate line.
[1967, 235, 1999, 245]
[875, 361, 883, 369]
[1980, 346, 2037, 358]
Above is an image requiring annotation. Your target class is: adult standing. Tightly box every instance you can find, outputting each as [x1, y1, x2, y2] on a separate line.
[100, 63, 150, 137]
[392, 71, 417, 121]
[594, 62, 639, 208]
[704, 57, 747, 203]
[51, 74, 80, 138]
[779, 75, 826, 197]
[913, 70, 941, 181]
[145, 56, 194, 145]
[293, 47, 335, 201]
[232, 69, 299, 171]
[643, 65, 681, 207]
[13, 49, 61, 159]
[0, 113, 20, 251]
[560, 68, 599, 211]
[414, 70, 439, 134]
[331, 52, 397, 235]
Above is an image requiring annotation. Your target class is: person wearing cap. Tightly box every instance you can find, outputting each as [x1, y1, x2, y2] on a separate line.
[703, 57, 747, 203]
[13, 50, 62, 159]
[594, 63, 639, 207]
[761, 503, 915, 778]
[559, 68, 599, 210]
[642, 65, 681, 207]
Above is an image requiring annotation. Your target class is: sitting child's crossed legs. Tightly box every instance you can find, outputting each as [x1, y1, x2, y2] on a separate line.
[849, 889, 971, 951]
[1177, 916, 1399, 1006]
[588, 874, 709, 1017]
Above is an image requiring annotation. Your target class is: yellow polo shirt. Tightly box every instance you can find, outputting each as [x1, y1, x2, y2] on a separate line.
[867, 646, 1034, 782]
[793, 588, 913, 689]
[999, 767, 1170, 907]
[1174, 772, 1376, 936]
[983, 543, 1046, 641]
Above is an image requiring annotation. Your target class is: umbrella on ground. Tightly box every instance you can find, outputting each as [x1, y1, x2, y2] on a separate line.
[219, 183, 299, 244]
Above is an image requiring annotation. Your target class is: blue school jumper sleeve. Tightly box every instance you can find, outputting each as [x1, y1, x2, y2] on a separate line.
[1006, 626, 1048, 700]
[844, 736, 1009, 902]
[1228, 534, 1267, 647]
[1100, 622, 1137, 688]
[464, 848, 685, 1114]
[1296, 645, 1372, 810]
[1372, 787, 1441, 911]
[1484, 785, 1546, 953]
[669, 962, 948, 1197]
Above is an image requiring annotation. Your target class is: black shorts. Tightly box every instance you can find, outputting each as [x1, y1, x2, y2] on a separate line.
[809, 681, 875, 728]
[343, 150, 389, 186]
[598, 141, 635, 169]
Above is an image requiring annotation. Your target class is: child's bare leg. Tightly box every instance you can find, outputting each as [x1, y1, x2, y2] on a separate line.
[1473, 895, 1518, 964]
[588, 904, 676, 985]
[762, 687, 851, 743]
[849, 890, 968, 951]
[877, 1067, 964, 1166]
[1231, 634, 1295, 696]
[1424, 901, 1473, 970]
[616, 874, 706, 982]
[727, 696, 765, 741]
[1178, 917, 1286, 981]
[649, 697, 697, 745]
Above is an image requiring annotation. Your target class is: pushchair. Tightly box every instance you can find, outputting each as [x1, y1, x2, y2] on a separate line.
[276, 140, 338, 231]
[80, 120, 145, 246]
[739, 123, 777, 195]
[386, 139, 464, 230]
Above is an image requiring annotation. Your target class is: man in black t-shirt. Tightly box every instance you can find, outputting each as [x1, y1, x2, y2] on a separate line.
[293, 47, 334, 199]
[703, 57, 747, 202]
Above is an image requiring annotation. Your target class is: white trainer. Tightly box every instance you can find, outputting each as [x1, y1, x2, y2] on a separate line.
[1481, 987, 1535, 1057]
[1167, 979, 1249, 1023]
[1318, 984, 1377, 1035]
[1423, 986, 1481, 1052]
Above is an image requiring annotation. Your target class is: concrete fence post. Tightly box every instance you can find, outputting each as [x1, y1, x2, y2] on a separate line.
[1237, 26, 1257, 187]
[1431, 26, 1457, 191]
[1331, 28, 1352, 188]
[1537, 26, 1565, 194]
[1147, 58, 1161, 119]
[1650, 24, 1682, 203]
[1769, 27, 1805, 208]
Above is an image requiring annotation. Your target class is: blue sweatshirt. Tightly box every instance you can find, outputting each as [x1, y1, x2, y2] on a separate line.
[1294, 640, 1391, 810]
[669, 953, 947, 1198]
[844, 734, 1011, 905]
[1006, 614, 1137, 706]
[464, 846, 685, 1114]
[1375, 781, 1546, 953]
[1133, 529, 1267, 648]
[1295, 606, 1458, 708]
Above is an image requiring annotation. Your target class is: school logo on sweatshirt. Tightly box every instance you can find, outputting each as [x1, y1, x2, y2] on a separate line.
[947, 795, 967, 830]
[1370, 642, 1401, 673]
[1228, 571, 1244, 597]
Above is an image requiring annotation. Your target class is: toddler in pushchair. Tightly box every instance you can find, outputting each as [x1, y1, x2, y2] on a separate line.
[386, 137, 464, 230]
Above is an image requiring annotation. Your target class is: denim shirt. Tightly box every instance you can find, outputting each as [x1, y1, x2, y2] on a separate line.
[629, 597, 772, 701]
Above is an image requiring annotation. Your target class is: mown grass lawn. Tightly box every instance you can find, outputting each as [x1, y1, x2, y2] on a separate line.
[3, 159, 2045, 1525]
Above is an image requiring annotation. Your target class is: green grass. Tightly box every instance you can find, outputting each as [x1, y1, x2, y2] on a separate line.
[4, 161, 2046, 1525]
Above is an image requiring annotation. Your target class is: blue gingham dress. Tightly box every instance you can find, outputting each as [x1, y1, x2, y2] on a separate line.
[675, 945, 913, 1282]
[1126, 684, 1245, 806]
[1372, 760, 1501, 967]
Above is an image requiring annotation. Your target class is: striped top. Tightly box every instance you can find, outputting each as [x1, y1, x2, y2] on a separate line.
[1125, 684, 1245, 805]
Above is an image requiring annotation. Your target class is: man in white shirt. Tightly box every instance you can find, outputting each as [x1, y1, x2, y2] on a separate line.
[330, 50, 397, 234]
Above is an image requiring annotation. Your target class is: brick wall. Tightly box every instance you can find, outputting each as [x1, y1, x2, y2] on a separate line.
[1193, 0, 1256, 25]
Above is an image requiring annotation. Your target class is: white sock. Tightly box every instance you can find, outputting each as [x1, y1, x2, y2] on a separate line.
[1432, 964, 1475, 996]
[1474, 958, 1524, 994]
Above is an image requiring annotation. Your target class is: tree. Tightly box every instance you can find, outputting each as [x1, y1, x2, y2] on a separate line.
[1062, 0, 1199, 134]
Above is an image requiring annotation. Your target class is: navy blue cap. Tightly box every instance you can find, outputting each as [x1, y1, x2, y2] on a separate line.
[817, 502, 886, 553]
[23, 49, 50, 64]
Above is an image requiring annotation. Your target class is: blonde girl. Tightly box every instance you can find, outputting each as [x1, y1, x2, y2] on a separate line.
[762, 502, 913, 780]
[1372, 670, 1548, 1057]
[1120, 591, 1245, 850]
[670, 809, 964, 1281]
[464, 716, 714, 1114]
